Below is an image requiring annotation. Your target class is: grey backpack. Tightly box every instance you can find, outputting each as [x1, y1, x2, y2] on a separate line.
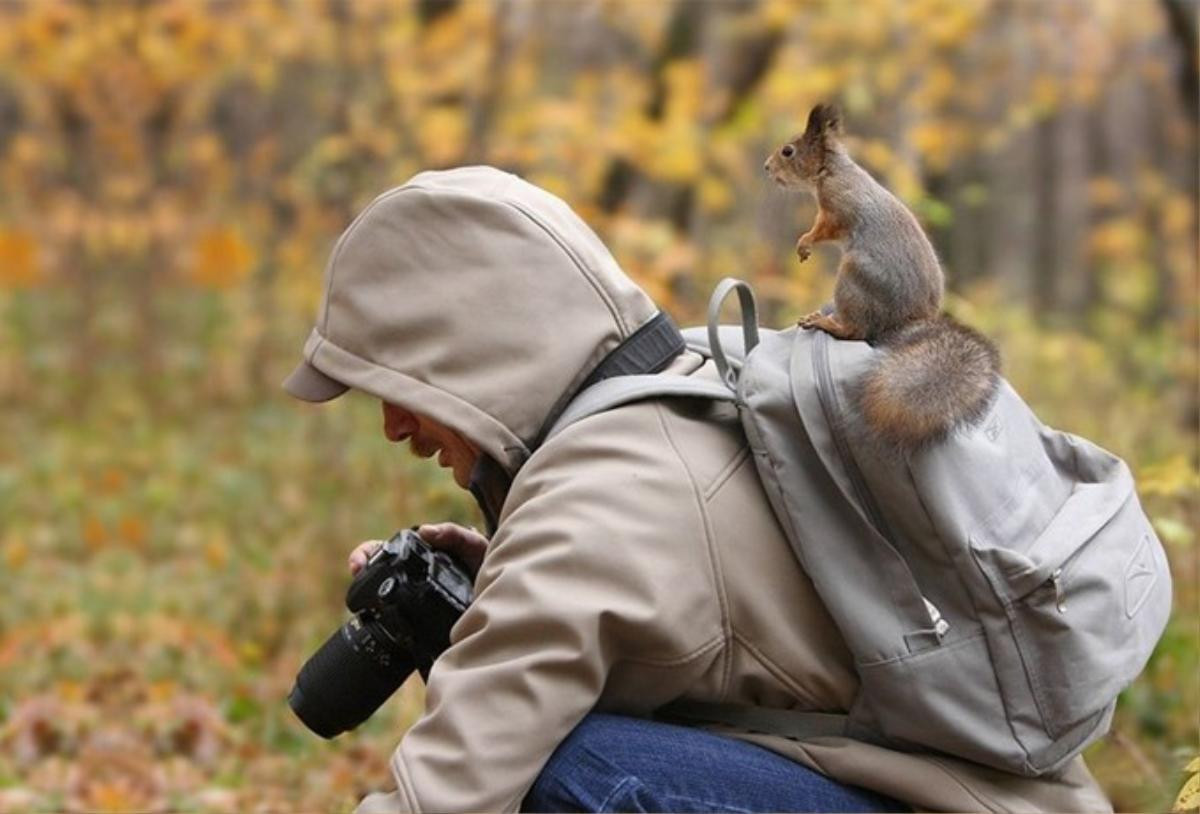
[547, 278, 1172, 777]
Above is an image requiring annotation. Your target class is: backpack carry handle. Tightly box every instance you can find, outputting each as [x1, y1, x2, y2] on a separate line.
[707, 278, 760, 389]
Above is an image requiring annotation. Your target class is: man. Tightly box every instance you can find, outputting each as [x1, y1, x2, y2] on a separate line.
[283, 166, 1112, 812]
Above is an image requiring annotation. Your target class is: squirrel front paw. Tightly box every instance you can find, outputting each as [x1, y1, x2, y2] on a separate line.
[798, 310, 823, 328]
[795, 241, 812, 262]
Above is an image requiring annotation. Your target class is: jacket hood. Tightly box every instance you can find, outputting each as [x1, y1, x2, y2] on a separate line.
[283, 166, 659, 475]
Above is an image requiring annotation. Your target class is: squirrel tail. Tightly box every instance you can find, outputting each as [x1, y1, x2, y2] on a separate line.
[854, 316, 1001, 452]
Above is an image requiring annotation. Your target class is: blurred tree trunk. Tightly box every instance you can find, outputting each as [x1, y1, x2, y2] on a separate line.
[1159, 0, 1198, 119]
[1084, 97, 1112, 313]
[1052, 101, 1088, 315]
[1032, 112, 1060, 315]
[465, 1, 515, 164]
[599, 0, 705, 214]
[417, 0, 458, 26]
[56, 90, 100, 397]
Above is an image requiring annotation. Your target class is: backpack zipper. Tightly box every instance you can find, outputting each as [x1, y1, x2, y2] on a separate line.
[811, 331, 949, 638]
[811, 331, 894, 539]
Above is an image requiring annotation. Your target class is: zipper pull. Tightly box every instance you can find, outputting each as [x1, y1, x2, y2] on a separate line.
[923, 597, 951, 638]
[1051, 568, 1066, 613]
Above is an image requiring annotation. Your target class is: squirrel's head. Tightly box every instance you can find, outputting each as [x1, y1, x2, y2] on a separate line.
[764, 103, 843, 188]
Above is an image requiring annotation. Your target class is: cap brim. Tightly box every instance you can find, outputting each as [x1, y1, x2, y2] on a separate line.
[283, 359, 351, 402]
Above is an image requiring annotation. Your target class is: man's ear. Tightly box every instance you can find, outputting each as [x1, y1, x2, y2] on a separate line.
[804, 103, 842, 140]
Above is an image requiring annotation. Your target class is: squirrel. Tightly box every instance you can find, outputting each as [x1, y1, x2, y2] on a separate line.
[764, 103, 1001, 451]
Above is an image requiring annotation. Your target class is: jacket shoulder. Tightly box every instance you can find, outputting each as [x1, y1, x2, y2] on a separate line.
[493, 398, 729, 659]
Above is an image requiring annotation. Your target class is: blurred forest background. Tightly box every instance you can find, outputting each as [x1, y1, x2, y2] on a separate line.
[0, 0, 1196, 812]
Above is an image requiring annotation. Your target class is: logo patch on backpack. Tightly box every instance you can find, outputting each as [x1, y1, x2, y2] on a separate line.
[984, 414, 1003, 442]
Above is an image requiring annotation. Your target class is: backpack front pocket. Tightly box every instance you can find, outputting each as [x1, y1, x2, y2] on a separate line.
[856, 629, 1031, 772]
[970, 447, 1171, 743]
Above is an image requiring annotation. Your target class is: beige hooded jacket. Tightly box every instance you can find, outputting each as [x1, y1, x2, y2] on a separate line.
[284, 166, 1112, 813]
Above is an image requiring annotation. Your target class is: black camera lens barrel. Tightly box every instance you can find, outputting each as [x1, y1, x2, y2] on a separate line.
[288, 617, 415, 739]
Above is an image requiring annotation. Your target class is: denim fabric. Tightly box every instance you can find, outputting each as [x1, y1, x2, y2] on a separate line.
[522, 713, 907, 813]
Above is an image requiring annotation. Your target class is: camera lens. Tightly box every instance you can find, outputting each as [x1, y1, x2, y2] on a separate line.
[288, 614, 415, 739]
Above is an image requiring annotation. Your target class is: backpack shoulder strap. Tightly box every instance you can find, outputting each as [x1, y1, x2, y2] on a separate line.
[547, 277, 763, 442]
[544, 374, 736, 442]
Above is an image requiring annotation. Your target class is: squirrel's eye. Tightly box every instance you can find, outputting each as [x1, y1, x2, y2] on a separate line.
[781, 144, 795, 158]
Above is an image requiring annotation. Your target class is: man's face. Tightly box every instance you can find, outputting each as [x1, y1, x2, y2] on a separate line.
[381, 402, 480, 488]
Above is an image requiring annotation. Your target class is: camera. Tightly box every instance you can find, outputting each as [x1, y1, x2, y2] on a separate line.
[288, 528, 474, 739]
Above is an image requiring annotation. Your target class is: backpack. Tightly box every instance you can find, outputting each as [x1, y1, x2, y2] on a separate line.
[545, 278, 1172, 777]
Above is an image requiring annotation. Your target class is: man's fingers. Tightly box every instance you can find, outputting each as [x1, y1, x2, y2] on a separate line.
[349, 539, 385, 575]
[419, 523, 487, 549]
[417, 523, 488, 575]
[349, 526, 488, 578]
[418, 522, 473, 543]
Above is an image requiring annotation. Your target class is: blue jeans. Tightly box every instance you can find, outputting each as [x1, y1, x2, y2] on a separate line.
[522, 713, 906, 813]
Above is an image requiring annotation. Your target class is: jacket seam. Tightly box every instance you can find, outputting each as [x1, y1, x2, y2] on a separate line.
[652, 403, 733, 695]
[703, 445, 751, 501]
[621, 634, 724, 668]
[389, 749, 422, 813]
[504, 198, 630, 336]
[399, 182, 630, 338]
[914, 755, 1005, 812]
[728, 628, 828, 711]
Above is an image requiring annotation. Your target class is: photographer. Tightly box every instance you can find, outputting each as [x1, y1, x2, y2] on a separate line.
[283, 167, 1109, 813]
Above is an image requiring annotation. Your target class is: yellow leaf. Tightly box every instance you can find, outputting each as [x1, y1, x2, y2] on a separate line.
[189, 228, 256, 289]
[699, 177, 733, 215]
[205, 533, 229, 569]
[4, 537, 28, 569]
[0, 228, 40, 287]
[84, 516, 107, 552]
[118, 514, 147, 549]
[1031, 75, 1060, 115]
[1088, 219, 1142, 260]
[1087, 177, 1123, 208]
[1175, 761, 1200, 813]
[1140, 454, 1200, 497]
[239, 640, 264, 665]
[416, 106, 467, 166]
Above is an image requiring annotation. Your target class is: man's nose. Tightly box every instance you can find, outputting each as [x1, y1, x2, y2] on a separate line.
[382, 404, 419, 442]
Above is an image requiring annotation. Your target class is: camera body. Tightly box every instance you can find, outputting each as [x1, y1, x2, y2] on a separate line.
[289, 529, 474, 739]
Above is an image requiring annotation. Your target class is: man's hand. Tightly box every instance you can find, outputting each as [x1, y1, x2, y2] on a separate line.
[348, 523, 489, 579]
[348, 539, 386, 576]
[415, 522, 488, 578]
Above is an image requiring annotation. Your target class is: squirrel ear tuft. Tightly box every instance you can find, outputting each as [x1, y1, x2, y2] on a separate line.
[805, 103, 843, 138]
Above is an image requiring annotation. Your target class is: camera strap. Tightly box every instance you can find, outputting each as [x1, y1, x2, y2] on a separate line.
[531, 311, 686, 450]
